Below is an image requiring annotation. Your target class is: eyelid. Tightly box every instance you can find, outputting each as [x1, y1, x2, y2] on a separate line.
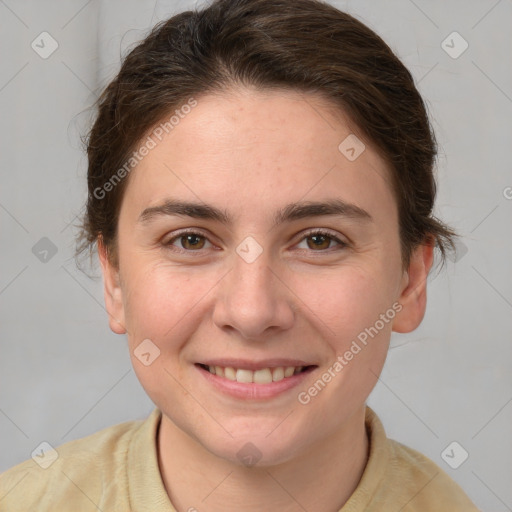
[164, 227, 211, 240]
[299, 227, 345, 241]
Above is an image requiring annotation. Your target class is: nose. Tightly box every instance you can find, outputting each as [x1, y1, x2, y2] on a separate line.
[212, 248, 295, 341]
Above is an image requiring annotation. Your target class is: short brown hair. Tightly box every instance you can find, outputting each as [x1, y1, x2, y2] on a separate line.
[78, 0, 455, 268]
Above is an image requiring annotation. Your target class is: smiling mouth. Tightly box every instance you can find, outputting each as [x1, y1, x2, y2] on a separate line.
[196, 363, 316, 384]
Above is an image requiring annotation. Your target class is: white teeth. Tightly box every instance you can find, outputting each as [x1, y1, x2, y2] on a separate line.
[236, 369, 253, 383]
[224, 367, 236, 381]
[253, 368, 272, 384]
[284, 366, 295, 377]
[272, 367, 284, 381]
[205, 364, 308, 383]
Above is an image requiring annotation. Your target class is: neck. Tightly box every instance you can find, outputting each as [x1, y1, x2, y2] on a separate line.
[157, 406, 369, 512]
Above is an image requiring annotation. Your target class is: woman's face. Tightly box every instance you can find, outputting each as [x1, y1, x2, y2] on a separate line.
[100, 88, 431, 465]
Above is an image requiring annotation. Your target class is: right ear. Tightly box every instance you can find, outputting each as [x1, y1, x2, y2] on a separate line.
[97, 238, 126, 334]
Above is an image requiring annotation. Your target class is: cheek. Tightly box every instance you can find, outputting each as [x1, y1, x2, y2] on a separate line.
[121, 260, 220, 347]
[291, 270, 395, 435]
[299, 266, 397, 396]
[295, 265, 398, 342]
[121, 263, 206, 403]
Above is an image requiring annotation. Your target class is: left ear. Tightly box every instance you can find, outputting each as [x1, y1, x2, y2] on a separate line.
[392, 240, 434, 333]
[98, 237, 127, 335]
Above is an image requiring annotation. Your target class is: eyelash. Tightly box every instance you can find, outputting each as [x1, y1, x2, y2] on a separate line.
[163, 228, 348, 255]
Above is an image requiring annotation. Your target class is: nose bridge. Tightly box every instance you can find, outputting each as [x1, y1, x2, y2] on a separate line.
[233, 248, 273, 296]
[230, 245, 278, 313]
[231, 233, 275, 293]
[213, 242, 294, 339]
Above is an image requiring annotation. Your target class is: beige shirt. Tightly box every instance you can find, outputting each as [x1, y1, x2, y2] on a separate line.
[0, 406, 479, 511]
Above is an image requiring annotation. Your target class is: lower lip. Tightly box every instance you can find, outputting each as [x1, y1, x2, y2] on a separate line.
[195, 364, 316, 400]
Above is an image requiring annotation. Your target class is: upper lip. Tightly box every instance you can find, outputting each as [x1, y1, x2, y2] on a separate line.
[197, 359, 317, 371]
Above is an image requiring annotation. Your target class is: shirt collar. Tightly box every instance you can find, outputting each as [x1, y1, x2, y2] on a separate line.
[126, 405, 389, 512]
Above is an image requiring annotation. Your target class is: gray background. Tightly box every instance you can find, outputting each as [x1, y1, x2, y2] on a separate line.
[1, 0, 511, 510]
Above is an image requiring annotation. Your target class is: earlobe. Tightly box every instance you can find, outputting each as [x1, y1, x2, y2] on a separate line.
[392, 241, 434, 334]
[97, 238, 127, 335]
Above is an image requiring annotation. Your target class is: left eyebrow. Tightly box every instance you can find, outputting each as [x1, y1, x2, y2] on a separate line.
[138, 198, 372, 227]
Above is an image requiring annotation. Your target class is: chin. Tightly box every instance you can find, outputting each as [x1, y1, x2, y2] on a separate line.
[212, 437, 301, 469]
[200, 421, 307, 468]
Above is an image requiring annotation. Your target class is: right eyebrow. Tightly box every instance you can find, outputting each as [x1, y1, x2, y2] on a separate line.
[139, 199, 231, 224]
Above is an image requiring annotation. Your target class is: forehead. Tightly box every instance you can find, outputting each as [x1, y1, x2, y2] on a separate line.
[165, 88, 365, 161]
[121, 88, 397, 227]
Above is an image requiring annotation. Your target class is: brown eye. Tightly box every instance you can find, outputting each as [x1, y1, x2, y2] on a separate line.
[180, 234, 206, 250]
[296, 230, 347, 252]
[166, 231, 212, 251]
[306, 234, 332, 250]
